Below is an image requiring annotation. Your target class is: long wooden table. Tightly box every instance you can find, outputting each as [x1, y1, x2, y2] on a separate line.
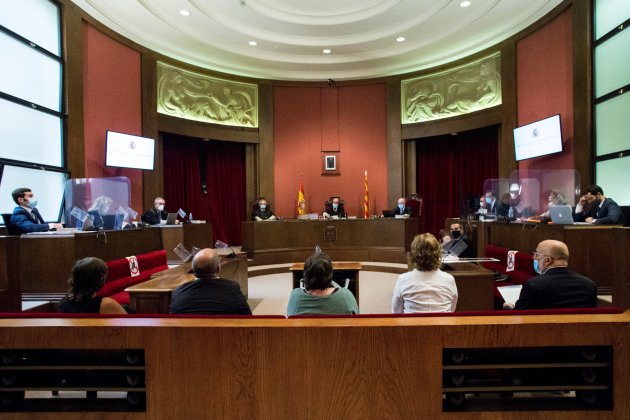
[125, 252, 247, 314]
[242, 218, 420, 265]
[15, 224, 213, 294]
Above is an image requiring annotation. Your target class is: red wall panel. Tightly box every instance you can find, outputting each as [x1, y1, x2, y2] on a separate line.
[516, 8, 573, 172]
[274, 84, 388, 218]
[83, 23, 143, 213]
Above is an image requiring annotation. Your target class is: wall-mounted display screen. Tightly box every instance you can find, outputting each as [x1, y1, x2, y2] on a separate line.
[105, 130, 155, 170]
[513, 114, 563, 161]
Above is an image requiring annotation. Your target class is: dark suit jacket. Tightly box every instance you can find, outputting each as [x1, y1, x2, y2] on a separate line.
[514, 267, 597, 310]
[11, 206, 49, 233]
[593, 198, 624, 225]
[252, 207, 275, 220]
[141, 208, 167, 225]
[325, 204, 346, 218]
[391, 205, 412, 216]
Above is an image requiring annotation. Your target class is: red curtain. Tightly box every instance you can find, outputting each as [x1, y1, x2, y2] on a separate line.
[416, 125, 499, 237]
[162, 134, 246, 245]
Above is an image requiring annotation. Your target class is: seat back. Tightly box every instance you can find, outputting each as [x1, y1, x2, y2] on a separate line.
[1, 213, 21, 236]
[405, 193, 423, 217]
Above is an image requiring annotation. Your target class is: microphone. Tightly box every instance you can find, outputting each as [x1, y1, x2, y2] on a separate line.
[215, 240, 236, 258]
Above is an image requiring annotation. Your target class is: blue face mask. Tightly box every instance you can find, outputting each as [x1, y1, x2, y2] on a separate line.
[28, 199, 38, 208]
[485, 197, 492, 204]
[332, 203, 338, 210]
[260, 204, 266, 210]
[533, 259, 541, 274]
[398, 204, 404, 210]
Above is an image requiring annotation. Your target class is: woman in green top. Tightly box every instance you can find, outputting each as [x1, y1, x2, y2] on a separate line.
[286, 253, 359, 316]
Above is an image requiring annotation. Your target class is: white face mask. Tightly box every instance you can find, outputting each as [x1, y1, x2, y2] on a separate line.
[157, 204, 165, 212]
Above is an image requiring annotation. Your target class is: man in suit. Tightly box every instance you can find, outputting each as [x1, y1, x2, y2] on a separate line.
[10, 187, 62, 233]
[508, 240, 597, 310]
[442, 222, 474, 258]
[252, 197, 277, 221]
[323, 196, 346, 218]
[392, 197, 413, 216]
[170, 248, 252, 315]
[141, 196, 169, 225]
[484, 190, 498, 216]
[574, 185, 625, 225]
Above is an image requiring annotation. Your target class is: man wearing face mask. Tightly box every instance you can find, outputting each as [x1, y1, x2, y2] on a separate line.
[442, 222, 474, 258]
[507, 240, 596, 310]
[322, 196, 346, 219]
[10, 187, 63, 233]
[573, 185, 625, 225]
[252, 198, 277, 221]
[141, 197, 169, 225]
[392, 197, 413, 216]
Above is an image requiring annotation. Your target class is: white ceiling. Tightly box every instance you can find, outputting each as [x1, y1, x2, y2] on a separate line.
[72, 0, 563, 81]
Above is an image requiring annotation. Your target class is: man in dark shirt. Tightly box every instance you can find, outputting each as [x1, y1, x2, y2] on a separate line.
[391, 197, 413, 216]
[573, 185, 625, 225]
[141, 196, 169, 225]
[252, 197, 277, 221]
[509, 240, 597, 310]
[170, 248, 252, 315]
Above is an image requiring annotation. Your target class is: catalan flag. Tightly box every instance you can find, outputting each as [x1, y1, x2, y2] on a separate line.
[363, 170, 370, 219]
[297, 175, 306, 216]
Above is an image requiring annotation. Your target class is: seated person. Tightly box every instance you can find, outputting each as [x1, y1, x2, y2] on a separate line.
[86, 196, 113, 230]
[441, 222, 474, 258]
[392, 233, 458, 313]
[252, 197, 277, 221]
[573, 185, 625, 225]
[59, 257, 128, 314]
[505, 240, 597, 310]
[170, 248, 252, 315]
[476, 195, 488, 217]
[392, 197, 413, 216]
[497, 193, 511, 218]
[10, 187, 62, 233]
[534, 189, 567, 221]
[287, 253, 359, 316]
[506, 182, 533, 219]
[322, 196, 346, 218]
[484, 190, 498, 215]
[141, 196, 176, 225]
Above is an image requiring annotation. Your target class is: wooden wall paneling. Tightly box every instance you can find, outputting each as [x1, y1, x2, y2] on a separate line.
[499, 41, 518, 178]
[157, 114, 259, 144]
[0, 237, 21, 312]
[62, 1, 85, 179]
[386, 78, 402, 205]
[572, 0, 593, 186]
[612, 228, 629, 309]
[257, 82, 274, 204]
[403, 140, 416, 197]
[141, 53, 162, 210]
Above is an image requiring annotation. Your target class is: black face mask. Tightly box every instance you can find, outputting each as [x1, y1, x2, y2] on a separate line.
[451, 230, 462, 239]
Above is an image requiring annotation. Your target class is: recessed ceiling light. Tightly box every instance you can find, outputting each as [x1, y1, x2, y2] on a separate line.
[179, 9, 191, 16]
[322, 49, 332, 54]
[249, 41, 258, 46]
[396, 37, 406, 42]
[460, 1, 471, 7]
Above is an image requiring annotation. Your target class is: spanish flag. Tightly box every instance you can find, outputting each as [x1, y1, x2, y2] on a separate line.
[363, 170, 370, 219]
[297, 176, 306, 216]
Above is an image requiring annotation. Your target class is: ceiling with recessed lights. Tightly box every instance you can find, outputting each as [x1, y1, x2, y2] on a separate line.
[71, 0, 562, 81]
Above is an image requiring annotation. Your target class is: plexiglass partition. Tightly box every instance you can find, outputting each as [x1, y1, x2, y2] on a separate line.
[63, 177, 135, 230]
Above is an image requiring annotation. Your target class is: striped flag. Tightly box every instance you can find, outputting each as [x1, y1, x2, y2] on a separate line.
[297, 176, 306, 216]
[363, 170, 370, 219]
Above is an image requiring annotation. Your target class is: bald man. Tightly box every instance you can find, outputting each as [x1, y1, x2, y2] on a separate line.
[170, 248, 252, 315]
[511, 240, 596, 310]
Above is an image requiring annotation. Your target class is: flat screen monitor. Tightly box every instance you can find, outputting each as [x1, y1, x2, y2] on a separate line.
[105, 130, 155, 170]
[0, 164, 67, 223]
[513, 114, 563, 161]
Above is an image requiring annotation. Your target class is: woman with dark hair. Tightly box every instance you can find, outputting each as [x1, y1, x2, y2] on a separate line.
[286, 253, 358, 316]
[391, 233, 458, 313]
[59, 257, 127, 314]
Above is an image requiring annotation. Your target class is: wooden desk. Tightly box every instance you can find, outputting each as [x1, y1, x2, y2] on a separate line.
[158, 223, 213, 262]
[441, 261, 494, 311]
[126, 253, 247, 314]
[242, 218, 420, 265]
[289, 262, 362, 305]
[17, 224, 212, 294]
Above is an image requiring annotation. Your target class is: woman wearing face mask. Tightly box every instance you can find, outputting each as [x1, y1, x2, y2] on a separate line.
[141, 196, 169, 225]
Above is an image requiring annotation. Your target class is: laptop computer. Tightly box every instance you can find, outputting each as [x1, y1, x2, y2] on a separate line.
[165, 213, 178, 225]
[548, 205, 590, 225]
[382, 210, 395, 218]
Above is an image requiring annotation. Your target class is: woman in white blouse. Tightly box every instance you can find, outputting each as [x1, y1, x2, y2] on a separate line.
[392, 233, 458, 313]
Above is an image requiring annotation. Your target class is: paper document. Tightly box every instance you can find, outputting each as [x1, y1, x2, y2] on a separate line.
[497, 285, 522, 305]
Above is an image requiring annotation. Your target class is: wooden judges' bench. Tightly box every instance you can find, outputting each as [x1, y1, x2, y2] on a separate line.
[242, 218, 420, 265]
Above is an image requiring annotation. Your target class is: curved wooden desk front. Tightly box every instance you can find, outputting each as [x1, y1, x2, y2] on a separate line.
[242, 218, 420, 265]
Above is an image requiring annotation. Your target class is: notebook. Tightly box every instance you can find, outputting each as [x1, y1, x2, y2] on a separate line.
[548, 205, 590, 225]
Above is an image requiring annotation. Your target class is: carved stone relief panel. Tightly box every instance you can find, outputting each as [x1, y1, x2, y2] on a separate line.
[401, 52, 501, 124]
[157, 62, 258, 128]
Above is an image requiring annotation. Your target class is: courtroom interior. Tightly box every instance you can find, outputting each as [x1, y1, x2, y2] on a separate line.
[1, 0, 630, 418]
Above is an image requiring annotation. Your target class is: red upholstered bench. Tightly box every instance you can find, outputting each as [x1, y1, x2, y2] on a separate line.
[96, 250, 169, 305]
[482, 244, 537, 303]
